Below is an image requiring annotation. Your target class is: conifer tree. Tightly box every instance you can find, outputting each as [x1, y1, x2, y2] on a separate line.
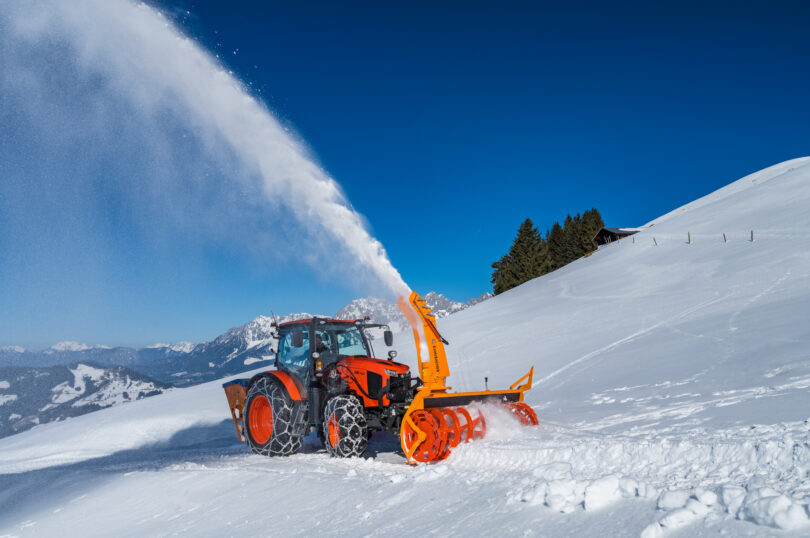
[580, 208, 605, 254]
[507, 219, 543, 282]
[546, 221, 566, 270]
[491, 254, 514, 295]
[491, 219, 544, 294]
[491, 209, 605, 293]
[536, 233, 552, 276]
[561, 214, 586, 264]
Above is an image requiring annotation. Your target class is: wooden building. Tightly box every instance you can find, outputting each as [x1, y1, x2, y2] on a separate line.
[593, 227, 640, 246]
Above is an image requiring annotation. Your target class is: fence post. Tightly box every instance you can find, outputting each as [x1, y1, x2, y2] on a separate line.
[750, 230, 754, 242]
[723, 233, 727, 243]
[687, 232, 691, 244]
[653, 237, 658, 246]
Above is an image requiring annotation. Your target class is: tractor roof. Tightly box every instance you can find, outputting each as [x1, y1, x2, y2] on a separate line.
[277, 318, 361, 328]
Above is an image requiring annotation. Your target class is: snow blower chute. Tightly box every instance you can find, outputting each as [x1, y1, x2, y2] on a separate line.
[223, 291, 538, 463]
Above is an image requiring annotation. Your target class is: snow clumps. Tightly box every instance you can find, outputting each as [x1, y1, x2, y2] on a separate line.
[649, 484, 809, 533]
[509, 473, 657, 514]
[513, 479, 809, 534]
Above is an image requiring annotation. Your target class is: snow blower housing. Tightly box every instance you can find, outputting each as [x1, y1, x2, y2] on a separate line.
[223, 291, 538, 463]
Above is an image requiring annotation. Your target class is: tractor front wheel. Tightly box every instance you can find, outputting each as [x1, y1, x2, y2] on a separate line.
[244, 376, 303, 457]
[322, 395, 367, 458]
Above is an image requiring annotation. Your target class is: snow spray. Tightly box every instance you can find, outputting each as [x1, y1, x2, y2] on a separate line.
[474, 401, 529, 441]
[0, 0, 410, 298]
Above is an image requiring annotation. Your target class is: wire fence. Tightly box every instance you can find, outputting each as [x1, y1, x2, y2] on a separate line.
[599, 229, 803, 249]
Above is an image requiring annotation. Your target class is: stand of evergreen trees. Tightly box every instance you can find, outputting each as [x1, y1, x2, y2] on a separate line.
[491, 209, 604, 295]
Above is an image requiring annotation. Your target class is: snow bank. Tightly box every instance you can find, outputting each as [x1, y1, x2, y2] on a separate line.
[479, 420, 809, 532]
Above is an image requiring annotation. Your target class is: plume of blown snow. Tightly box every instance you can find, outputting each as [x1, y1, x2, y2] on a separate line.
[0, 0, 409, 299]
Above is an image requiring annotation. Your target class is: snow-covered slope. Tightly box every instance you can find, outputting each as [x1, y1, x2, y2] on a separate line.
[1, 159, 810, 536]
[428, 157, 810, 433]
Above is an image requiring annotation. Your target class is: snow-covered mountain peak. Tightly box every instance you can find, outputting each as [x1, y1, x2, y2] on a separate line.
[216, 313, 317, 347]
[49, 341, 111, 352]
[0, 346, 25, 353]
[423, 291, 469, 317]
[145, 342, 195, 353]
[334, 292, 492, 334]
[51, 341, 91, 352]
[334, 296, 409, 332]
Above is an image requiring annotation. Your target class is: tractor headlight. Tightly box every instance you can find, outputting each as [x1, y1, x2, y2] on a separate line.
[384, 369, 398, 376]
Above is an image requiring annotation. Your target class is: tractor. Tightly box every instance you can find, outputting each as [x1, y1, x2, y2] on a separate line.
[223, 291, 538, 463]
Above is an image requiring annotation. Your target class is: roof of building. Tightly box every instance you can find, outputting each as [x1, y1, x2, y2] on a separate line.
[598, 227, 642, 234]
[592, 227, 643, 243]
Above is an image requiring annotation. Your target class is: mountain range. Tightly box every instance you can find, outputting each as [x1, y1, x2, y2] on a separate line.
[0, 363, 170, 438]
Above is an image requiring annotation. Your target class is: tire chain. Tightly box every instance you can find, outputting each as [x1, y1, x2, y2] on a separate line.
[245, 376, 305, 457]
[323, 395, 368, 458]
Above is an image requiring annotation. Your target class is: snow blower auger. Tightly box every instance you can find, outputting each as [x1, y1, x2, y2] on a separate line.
[222, 291, 537, 463]
[396, 291, 538, 462]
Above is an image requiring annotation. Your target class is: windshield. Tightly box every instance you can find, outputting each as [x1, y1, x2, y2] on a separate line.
[315, 323, 369, 359]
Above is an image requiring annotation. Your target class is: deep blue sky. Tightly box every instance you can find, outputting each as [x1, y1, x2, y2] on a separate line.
[166, 0, 810, 291]
[2, 1, 809, 349]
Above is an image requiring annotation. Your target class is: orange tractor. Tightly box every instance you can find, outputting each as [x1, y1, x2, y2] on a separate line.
[223, 291, 538, 463]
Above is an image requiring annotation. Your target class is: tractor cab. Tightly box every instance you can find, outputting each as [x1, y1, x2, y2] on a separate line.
[275, 317, 397, 390]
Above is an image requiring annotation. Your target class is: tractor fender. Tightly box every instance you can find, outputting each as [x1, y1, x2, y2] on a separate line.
[246, 371, 308, 434]
[247, 370, 305, 401]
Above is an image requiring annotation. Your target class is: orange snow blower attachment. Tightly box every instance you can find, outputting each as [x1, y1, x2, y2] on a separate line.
[397, 291, 538, 463]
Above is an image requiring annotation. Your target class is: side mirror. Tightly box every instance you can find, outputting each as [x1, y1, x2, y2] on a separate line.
[292, 330, 304, 348]
[387, 350, 397, 361]
[384, 330, 393, 346]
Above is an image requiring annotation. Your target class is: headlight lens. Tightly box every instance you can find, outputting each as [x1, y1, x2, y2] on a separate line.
[384, 369, 398, 376]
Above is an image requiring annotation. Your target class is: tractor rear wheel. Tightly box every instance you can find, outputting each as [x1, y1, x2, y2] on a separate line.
[244, 376, 303, 457]
[322, 395, 367, 458]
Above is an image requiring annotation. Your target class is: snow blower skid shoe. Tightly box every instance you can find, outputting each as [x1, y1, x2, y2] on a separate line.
[396, 291, 539, 463]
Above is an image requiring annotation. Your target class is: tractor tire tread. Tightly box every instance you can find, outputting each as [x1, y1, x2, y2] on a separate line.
[323, 395, 367, 458]
[244, 375, 304, 457]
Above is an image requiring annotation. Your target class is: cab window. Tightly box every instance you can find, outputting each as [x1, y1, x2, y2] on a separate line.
[277, 328, 310, 382]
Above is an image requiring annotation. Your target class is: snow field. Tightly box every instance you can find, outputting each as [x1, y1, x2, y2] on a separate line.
[0, 380, 808, 536]
[2, 158, 810, 536]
